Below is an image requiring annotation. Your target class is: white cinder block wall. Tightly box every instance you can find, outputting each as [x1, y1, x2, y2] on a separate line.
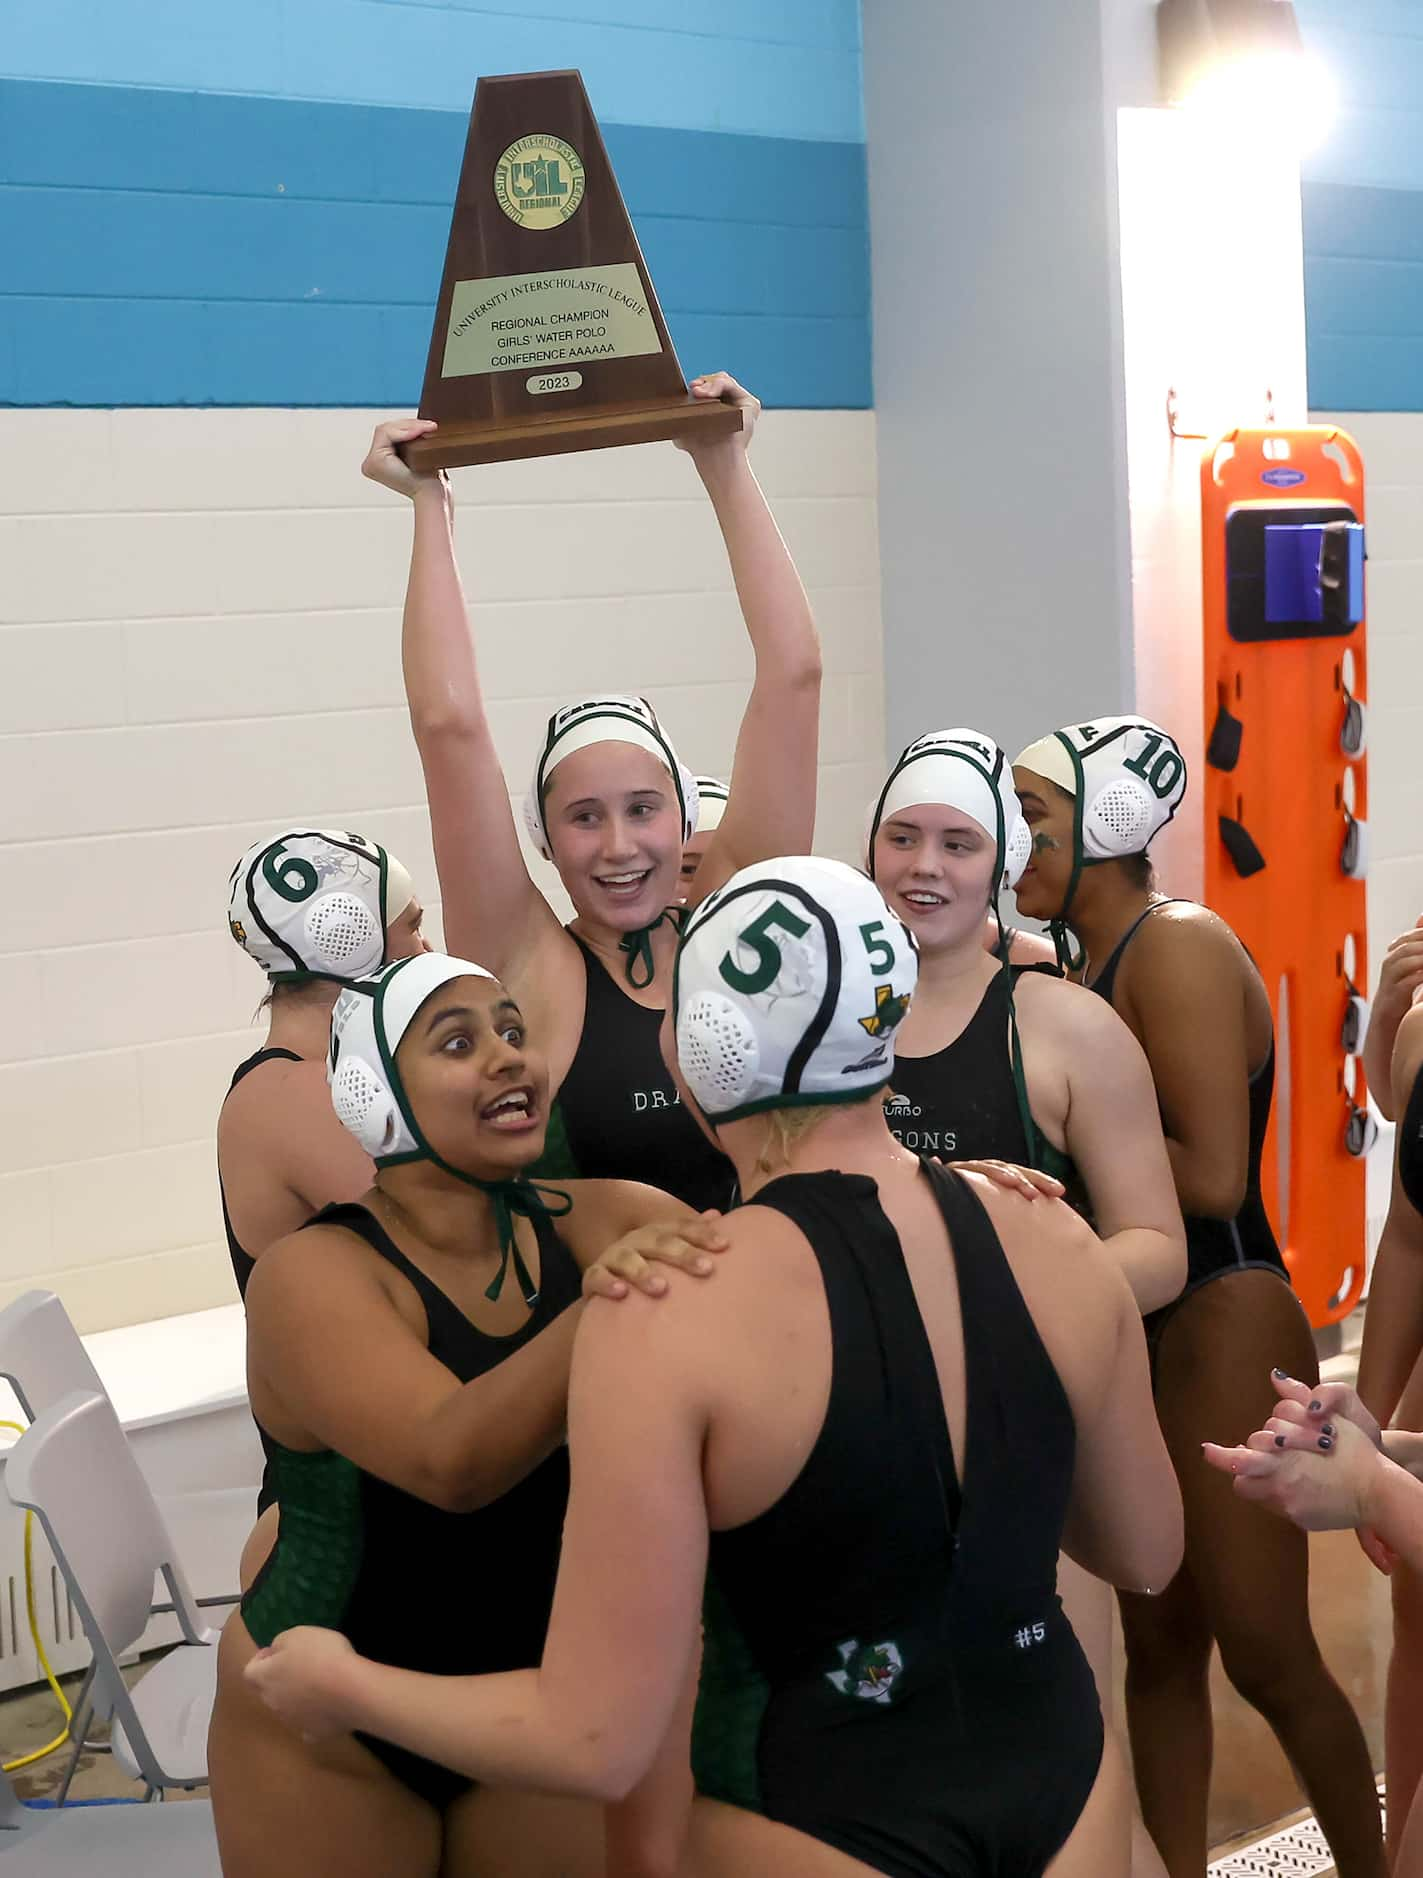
[1308, 415, 1423, 967]
[0, 408, 884, 1332]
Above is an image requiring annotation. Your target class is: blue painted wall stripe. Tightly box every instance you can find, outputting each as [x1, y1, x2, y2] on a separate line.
[0, 80, 870, 409]
[0, 4, 863, 142]
[1304, 181, 1423, 408]
[0, 82, 869, 225]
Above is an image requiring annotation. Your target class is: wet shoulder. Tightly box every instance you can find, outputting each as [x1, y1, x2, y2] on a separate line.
[1114, 899, 1257, 999]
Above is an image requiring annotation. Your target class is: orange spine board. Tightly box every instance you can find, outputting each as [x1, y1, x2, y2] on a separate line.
[1200, 427, 1368, 1327]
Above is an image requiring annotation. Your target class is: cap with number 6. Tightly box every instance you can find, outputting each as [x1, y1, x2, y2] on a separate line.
[673, 855, 918, 1122]
[226, 828, 415, 984]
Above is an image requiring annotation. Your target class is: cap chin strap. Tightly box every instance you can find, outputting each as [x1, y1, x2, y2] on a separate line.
[418, 1146, 570, 1307]
[369, 995, 570, 1304]
[480, 1178, 568, 1306]
[1047, 732, 1090, 976]
[617, 905, 685, 989]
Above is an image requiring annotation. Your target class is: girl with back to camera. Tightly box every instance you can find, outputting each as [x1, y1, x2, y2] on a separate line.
[249, 856, 1184, 1878]
[220, 828, 432, 1536]
[1012, 715, 1384, 1878]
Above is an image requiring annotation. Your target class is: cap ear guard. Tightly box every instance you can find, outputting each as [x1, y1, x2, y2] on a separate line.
[677, 990, 762, 1112]
[523, 789, 555, 863]
[330, 1053, 401, 1158]
[305, 890, 384, 971]
[1082, 778, 1157, 858]
[1003, 814, 1033, 889]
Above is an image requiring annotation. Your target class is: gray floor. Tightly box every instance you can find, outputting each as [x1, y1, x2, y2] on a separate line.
[2, 1659, 208, 1806]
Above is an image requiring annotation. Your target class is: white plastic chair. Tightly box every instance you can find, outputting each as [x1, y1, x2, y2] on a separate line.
[3, 1391, 219, 1798]
[0, 1292, 247, 1619]
[0, 1769, 221, 1872]
[0, 1292, 240, 1801]
[0, 1292, 105, 1424]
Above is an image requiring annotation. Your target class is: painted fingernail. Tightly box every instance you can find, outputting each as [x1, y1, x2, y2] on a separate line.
[1275, 1435, 1287, 1448]
[1273, 1368, 1291, 1380]
[1310, 1400, 1323, 1414]
[1323, 1423, 1336, 1437]
[1319, 1436, 1333, 1451]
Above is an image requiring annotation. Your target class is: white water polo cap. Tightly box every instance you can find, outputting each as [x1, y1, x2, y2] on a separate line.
[869, 729, 1031, 890]
[523, 695, 698, 859]
[328, 953, 497, 1165]
[1015, 717, 1187, 860]
[693, 776, 730, 835]
[674, 856, 918, 1123]
[227, 830, 414, 983]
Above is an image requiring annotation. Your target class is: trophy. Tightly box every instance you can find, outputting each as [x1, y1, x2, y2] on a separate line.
[402, 71, 742, 470]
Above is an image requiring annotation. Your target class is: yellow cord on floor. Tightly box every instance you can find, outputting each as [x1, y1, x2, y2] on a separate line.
[0, 1419, 73, 1773]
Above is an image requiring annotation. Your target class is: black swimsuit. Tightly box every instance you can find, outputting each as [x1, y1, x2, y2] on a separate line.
[241, 1202, 582, 1812]
[1088, 901, 1289, 1331]
[219, 1045, 305, 1515]
[887, 967, 1075, 1188]
[1401, 1063, 1423, 1217]
[220, 1046, 304, 1302]
[692, 1163, 1102, 1878]
[533, 931, 734, 1212]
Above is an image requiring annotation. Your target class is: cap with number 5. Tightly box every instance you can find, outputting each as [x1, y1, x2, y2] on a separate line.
[226, 828, 415, 984]
[673, 855, 918, 1122]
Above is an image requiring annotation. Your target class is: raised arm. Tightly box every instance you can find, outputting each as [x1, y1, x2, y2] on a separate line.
[1053, 987, 1187, 1314]
[246, 1228, 581, 1513]
[677, 376, 823, 904]
[1362, 918, 1423, 1121]
[248, 1287, 711, 1805]
[1357, 1007, 1423, 1424]
[362, 422, 568, 998]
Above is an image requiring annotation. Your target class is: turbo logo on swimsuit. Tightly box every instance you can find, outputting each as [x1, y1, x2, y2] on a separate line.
[882, 1091, 957, 1155]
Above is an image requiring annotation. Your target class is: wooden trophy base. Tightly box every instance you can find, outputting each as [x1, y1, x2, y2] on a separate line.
[403, 396, 742, 471]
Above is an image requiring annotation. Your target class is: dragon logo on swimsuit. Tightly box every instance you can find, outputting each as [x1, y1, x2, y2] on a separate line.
[826, 1639, 903, 1705]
